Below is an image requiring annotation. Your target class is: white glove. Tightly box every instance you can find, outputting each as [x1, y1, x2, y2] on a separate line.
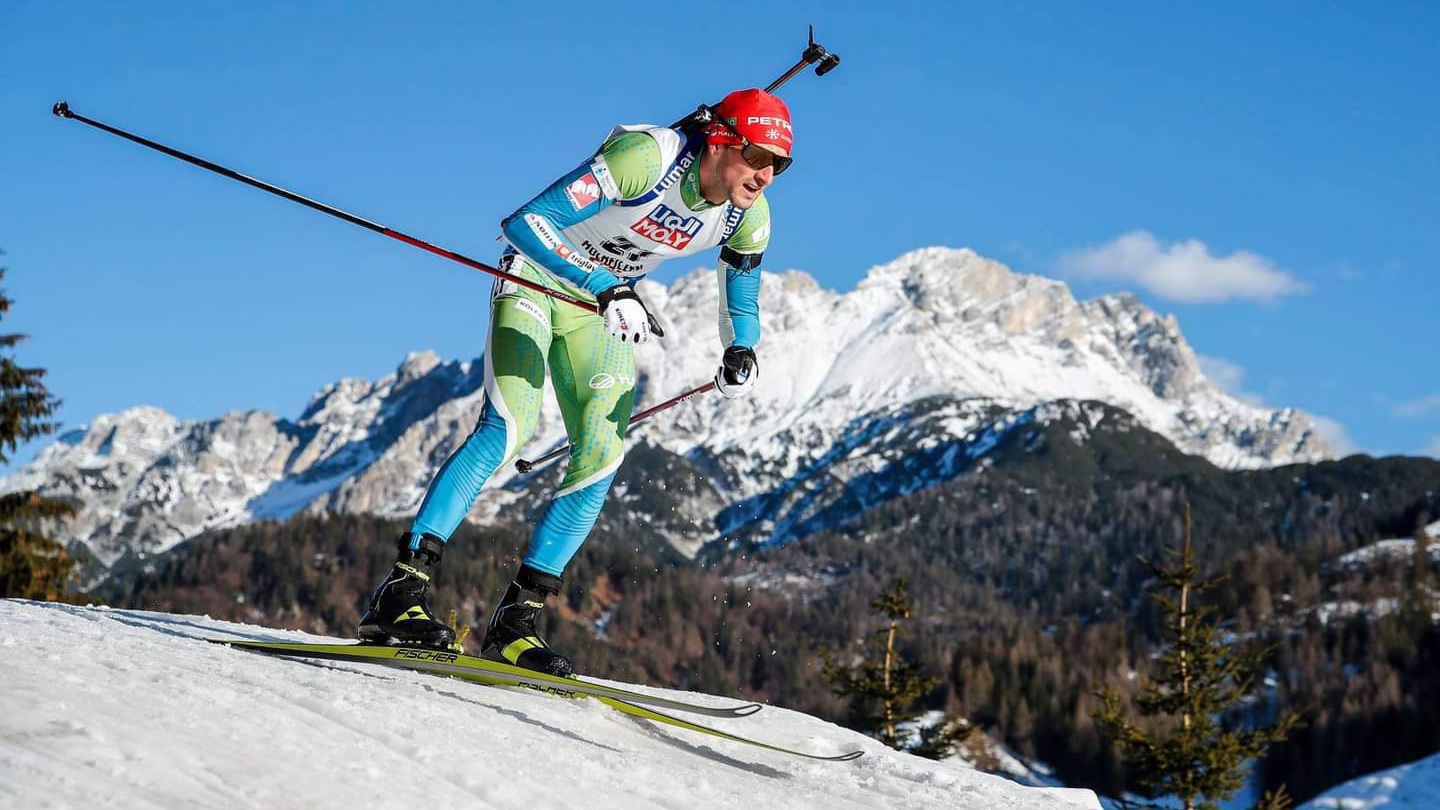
[596, 286, 662, 344]
[714, 346, 758, 398]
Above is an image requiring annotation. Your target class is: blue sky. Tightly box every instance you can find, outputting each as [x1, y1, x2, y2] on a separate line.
[3, 1, 1437, 470]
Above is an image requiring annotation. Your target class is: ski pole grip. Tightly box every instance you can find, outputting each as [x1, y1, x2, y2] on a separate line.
[53, 101, 73, 118]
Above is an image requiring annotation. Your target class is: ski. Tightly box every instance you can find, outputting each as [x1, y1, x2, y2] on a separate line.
[209, 637, 762, 719]
[595, 696, 865, 762]
[210, 637, 863, 761]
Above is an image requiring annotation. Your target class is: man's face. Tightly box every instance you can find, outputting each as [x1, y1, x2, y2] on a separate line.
[707, 143, 784, 208]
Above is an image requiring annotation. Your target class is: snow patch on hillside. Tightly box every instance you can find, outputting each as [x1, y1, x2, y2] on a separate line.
[1334, 519, 1440, 569]
[1296, 751, 1440, 809]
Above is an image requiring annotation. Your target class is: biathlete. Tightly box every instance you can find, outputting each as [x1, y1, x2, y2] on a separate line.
[358, 89, 795, 675]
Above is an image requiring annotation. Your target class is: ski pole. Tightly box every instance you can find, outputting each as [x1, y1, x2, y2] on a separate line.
[50, 101, 599, 314]
[514, 380, 717, 473]
[55, 25, 840, 304]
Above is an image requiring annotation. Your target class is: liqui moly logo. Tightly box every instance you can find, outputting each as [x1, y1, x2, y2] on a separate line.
[631, 204, 703, 250]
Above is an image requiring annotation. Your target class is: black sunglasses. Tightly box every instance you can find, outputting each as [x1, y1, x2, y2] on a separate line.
[715, 115, 793, 176]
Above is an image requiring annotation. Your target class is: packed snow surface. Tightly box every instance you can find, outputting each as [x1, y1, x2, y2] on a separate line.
[0, 600, 1099, 810]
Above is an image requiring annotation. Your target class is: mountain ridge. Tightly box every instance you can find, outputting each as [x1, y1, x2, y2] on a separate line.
[5, 247, 1334, 575]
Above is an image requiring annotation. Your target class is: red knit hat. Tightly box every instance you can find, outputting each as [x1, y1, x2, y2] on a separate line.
[706, 88, 794, 156]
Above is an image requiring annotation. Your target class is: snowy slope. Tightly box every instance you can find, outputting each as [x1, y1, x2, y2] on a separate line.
[1295, 752, 1440, 809]
[1334, 519, 1440, 569]
[0, 599, 1099, 810]
[4, 247, 1334, 572]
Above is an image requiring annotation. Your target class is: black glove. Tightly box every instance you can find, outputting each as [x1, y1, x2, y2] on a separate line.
[714, 346, 758, 398]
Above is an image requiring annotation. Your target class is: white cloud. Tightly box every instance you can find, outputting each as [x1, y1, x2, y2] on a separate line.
[1196, 355, 1266, 407]
[1057, 231, 1311, 303]
[1425, 436, 1440, 459]
[1394, 394, 1440, 419]
[1310, 415, 1360, 457]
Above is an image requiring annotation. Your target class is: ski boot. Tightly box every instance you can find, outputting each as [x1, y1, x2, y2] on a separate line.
[481, 565, 573, 677]
[358, 533, 457, 650]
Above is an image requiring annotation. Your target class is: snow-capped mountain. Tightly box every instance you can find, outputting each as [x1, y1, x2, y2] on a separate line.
[5, 248, 1332, 575]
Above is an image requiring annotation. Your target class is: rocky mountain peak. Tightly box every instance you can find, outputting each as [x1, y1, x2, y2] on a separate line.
[1082, 293, 1207, 402]
[7, 247, 1336, 575]
[859, 247, 1089, 344]
[397, 350, 442, 382]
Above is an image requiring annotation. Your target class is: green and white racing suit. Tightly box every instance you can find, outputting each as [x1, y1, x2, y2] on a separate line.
[409, 124, 769, 576]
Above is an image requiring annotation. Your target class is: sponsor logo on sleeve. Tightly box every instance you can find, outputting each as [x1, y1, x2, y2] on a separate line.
[564, 173, 602, 210]
[591, 159, 621, 199]
[631, 204, 704, 250]
[525, 213, 596, 273]
[554, 243, 596, 272]
[524, 213, 563, 249]
[719, 206, 746, 242]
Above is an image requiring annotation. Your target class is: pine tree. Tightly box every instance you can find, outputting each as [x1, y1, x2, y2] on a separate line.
[820, 577, 973, 753]
[1252, 784, 1292, 810]
[0, 262, 77, 600]
[1094, 503, 1301, 810]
